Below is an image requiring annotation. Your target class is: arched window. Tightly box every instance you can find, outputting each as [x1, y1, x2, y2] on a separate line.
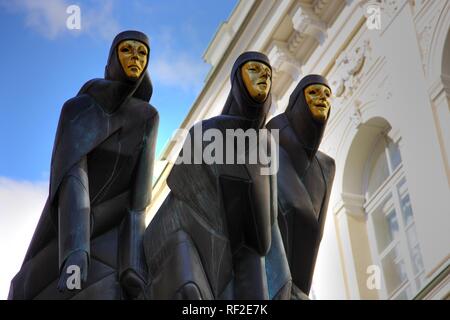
[364, 134, 425, 299]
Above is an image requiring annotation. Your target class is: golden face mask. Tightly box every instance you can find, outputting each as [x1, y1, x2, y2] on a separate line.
[117, 40, 148, 79]
[241, 61, 272, 103]
[304, 84, 332, 123]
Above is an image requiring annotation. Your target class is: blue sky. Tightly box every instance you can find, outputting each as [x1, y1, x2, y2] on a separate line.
[0, 0, 237, 299]
[0, 0, 237, 182]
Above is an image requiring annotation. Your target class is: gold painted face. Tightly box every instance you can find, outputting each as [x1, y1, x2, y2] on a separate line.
[304, 84, 332, 123]
[241, 61, 272, 103]
[117, 40, 148, 79]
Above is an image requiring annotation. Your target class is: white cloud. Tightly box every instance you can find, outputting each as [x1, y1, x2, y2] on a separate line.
[81, 1, 120, 42]
[150, 29, 210, 93]
[151, 53, 210, 93]
[0, 0, 68, 39]
[0, 0, 120, 41]
[0, 177, 47, 300]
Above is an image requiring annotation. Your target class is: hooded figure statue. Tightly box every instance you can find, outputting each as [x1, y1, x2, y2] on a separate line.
[143, 52, 291, 300]
[221, 51, 272, 129]
[9, 30, 159, 300]
[266, 74, 335, 299]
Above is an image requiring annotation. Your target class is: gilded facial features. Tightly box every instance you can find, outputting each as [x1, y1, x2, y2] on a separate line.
[304, 84, 332, 123]
[117, 40, 148, 79]
[241, 61, 272, 103]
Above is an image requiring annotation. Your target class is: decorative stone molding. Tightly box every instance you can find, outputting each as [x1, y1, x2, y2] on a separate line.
[350, 99, 363, 128]
[287, 30, 308, 55]
[313, 0, 332, 17]
[290, 4, 327, 46]
[330, 40, 370, 99]
[387, 127, 402, 144]
[203, 0, 255, 67]
[333, 192, 366, 219]
[267, 40, 302, 81]
[416, 4, 443, 75]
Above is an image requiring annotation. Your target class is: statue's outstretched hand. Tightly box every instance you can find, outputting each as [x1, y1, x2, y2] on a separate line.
[57, 250, 89, 292]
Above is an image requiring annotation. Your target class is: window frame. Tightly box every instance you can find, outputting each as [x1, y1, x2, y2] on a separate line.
[363, 135, 424, 299]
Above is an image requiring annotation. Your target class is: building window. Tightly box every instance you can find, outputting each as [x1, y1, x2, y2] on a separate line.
[364, 134, 425, 299]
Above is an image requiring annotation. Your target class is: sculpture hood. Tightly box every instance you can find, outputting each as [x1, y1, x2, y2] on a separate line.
[19, 31, 156, 266]
[78, 30, 153, 113]
[284, 74, 331, 157]
[221, 51, 272, 129]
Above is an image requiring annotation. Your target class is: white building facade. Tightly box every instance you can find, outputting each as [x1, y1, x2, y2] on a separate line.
[148, 0, 450, 300]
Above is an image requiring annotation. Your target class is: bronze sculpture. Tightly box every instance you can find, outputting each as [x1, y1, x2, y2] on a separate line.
[143, 52, 292, 300]
[266, 74, 335, 299]
[8, 30, 335, 300]
[9, 30, 158, 300]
